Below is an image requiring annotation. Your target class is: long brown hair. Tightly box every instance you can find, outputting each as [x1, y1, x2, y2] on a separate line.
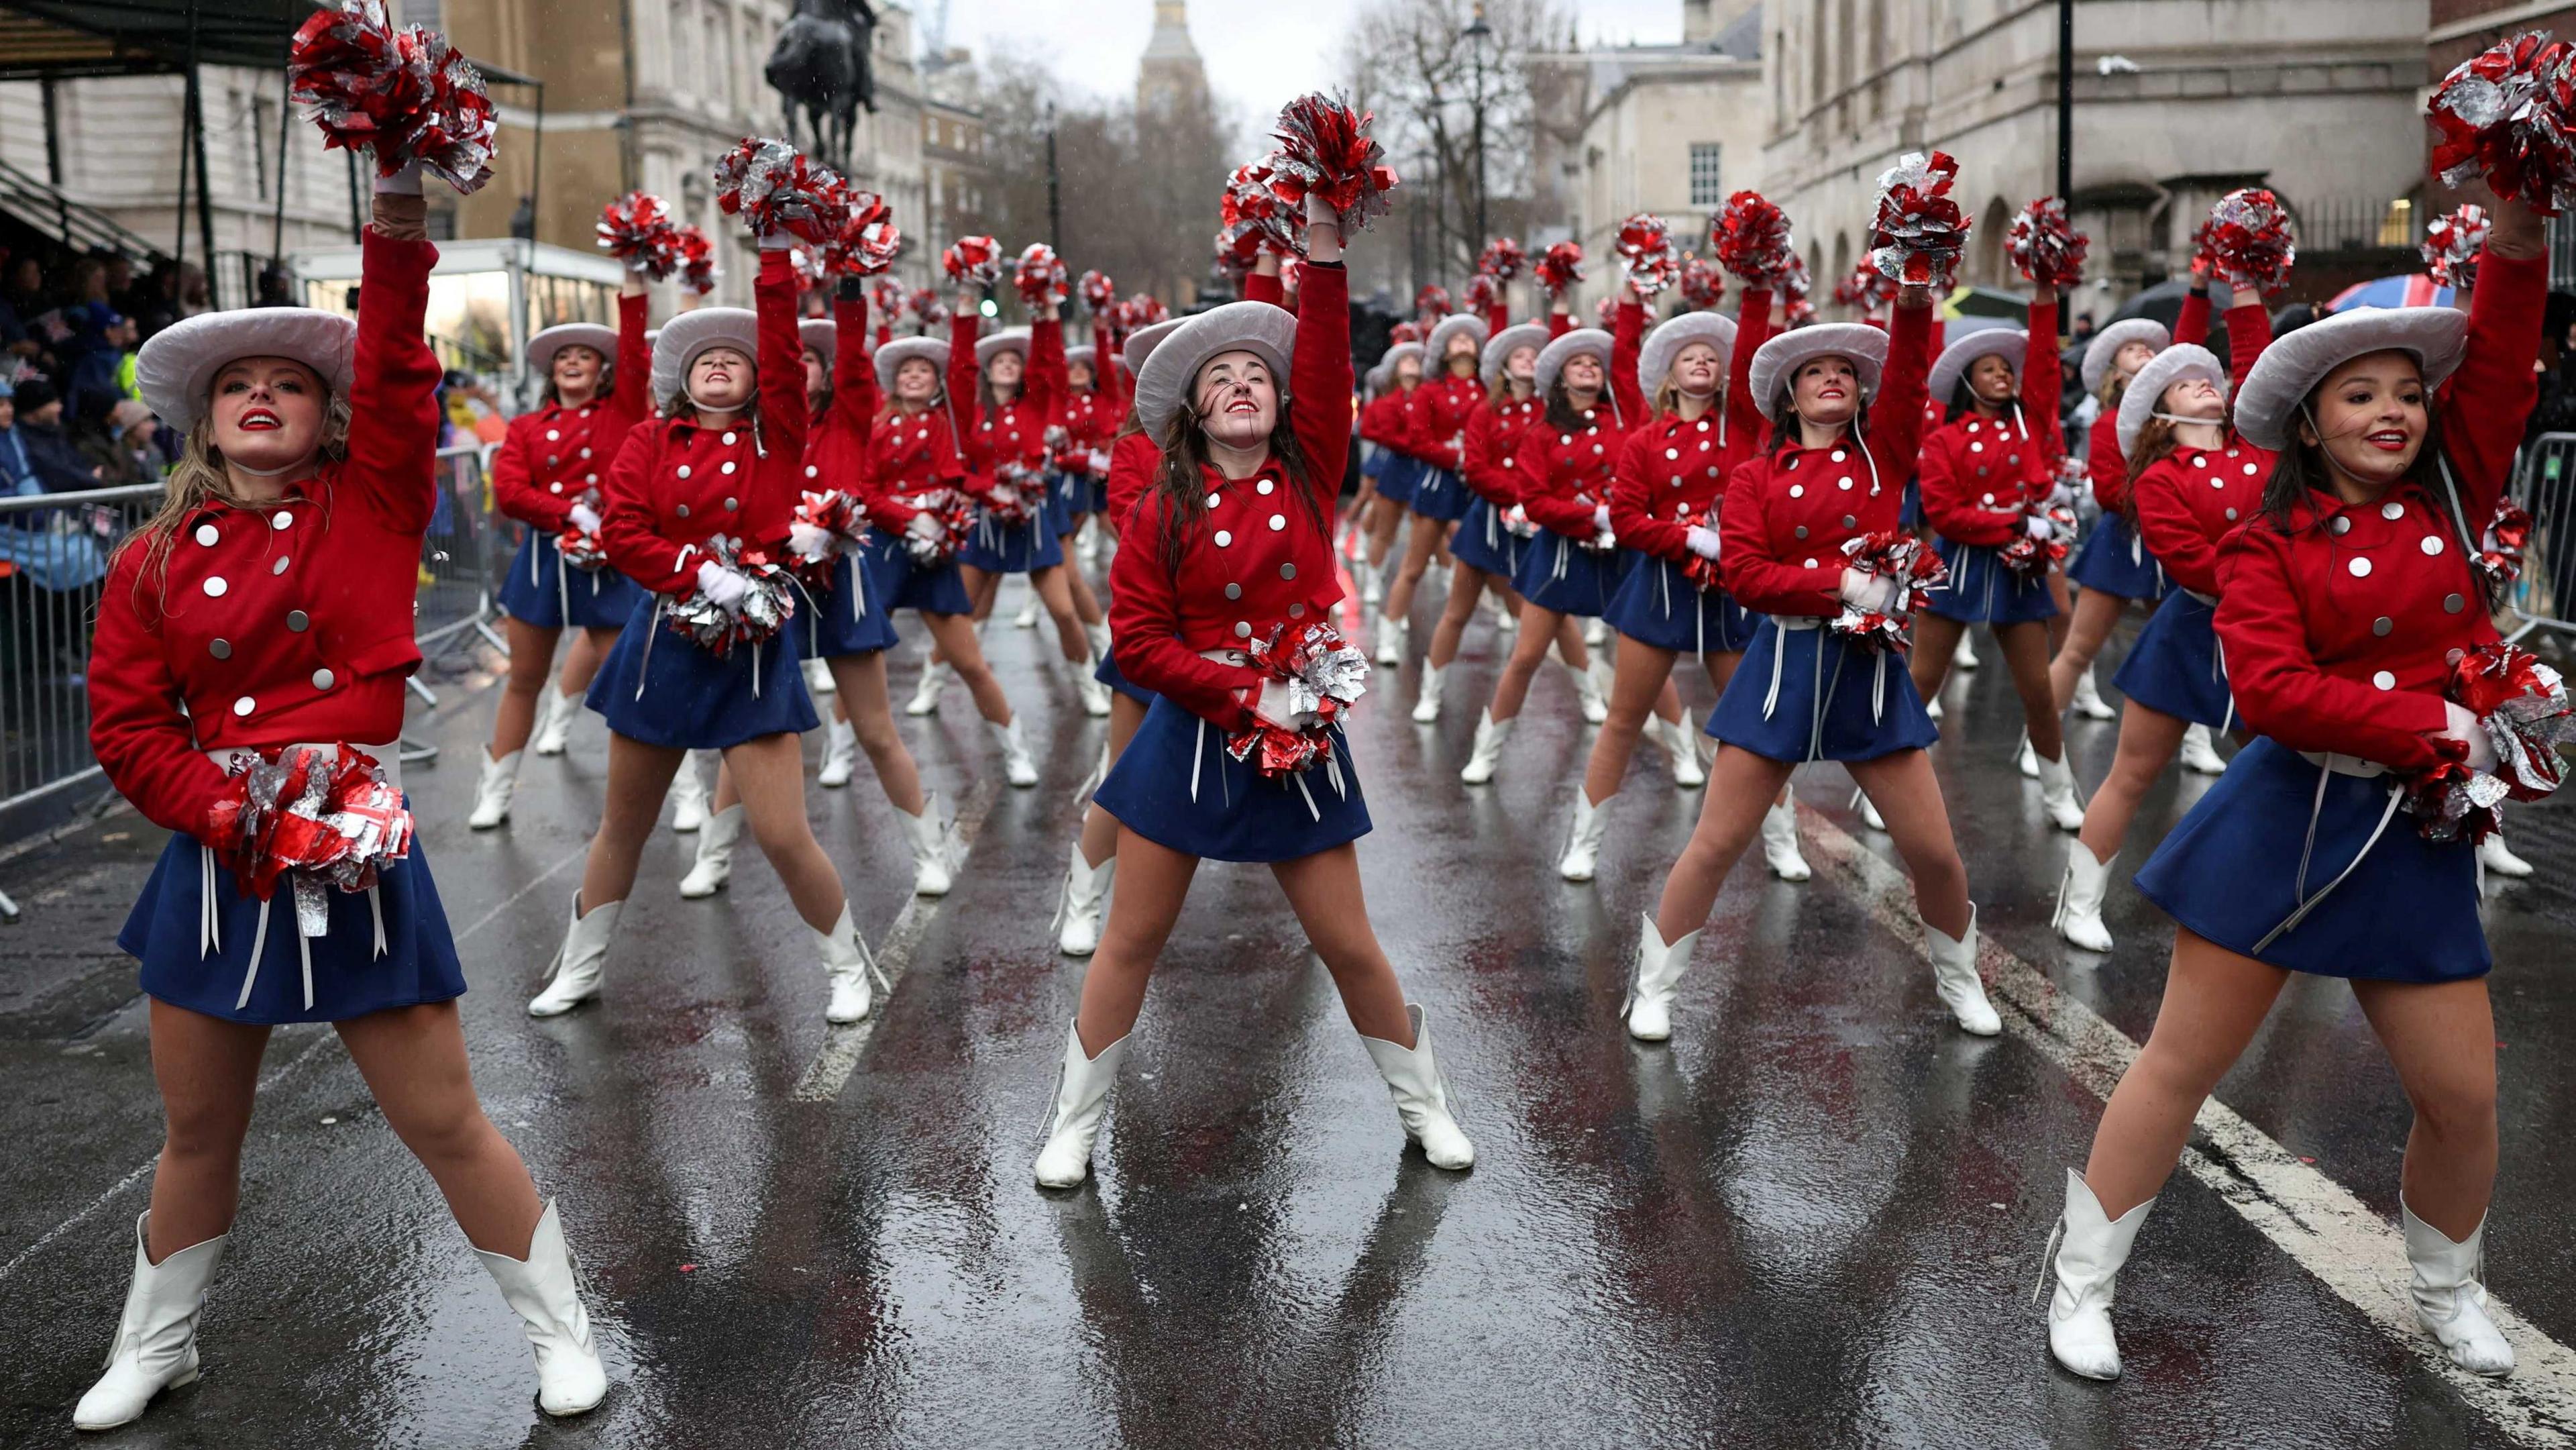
[1150, 396, 1325, 575]
[115, 401, 352, 613]
[2121, 415, 2183, 519]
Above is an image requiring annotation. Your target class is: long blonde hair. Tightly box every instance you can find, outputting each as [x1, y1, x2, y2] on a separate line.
[116, 398, 352, 611]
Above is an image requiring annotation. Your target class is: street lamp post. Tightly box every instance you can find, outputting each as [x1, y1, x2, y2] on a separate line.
[1045, 100, 1063, 254]
[1464, 5, 1492, 256]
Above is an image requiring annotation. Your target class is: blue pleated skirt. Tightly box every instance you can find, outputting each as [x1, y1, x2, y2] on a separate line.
[1410, 465, 1472, 522]
[2066, 513, 2171, 601]
[2134, 737, 2487, 982]
[1093, 644, 1157, 706]
[1093, 695, 1371, 862]
[1924, 538, 2060, 626]
[2111, 590, 2234, 729]
[496, 531, 647, 631]
[121, 821, 466, 1025]
[1511, 531, 1625, 618]
[796, 552, 899, 660]
[1900, 478, 1925, 533]
[1043, 469, 1081, 536]
[1451, 497, 1521, 578]
[1604, 554, 1762, 655]
[1709, 620, 1941, 764]
[590, 592, 819, 749]
[959, 509, 1065, 574]
[864, 528, 974, 615]
[1376, 452, 1421, 507]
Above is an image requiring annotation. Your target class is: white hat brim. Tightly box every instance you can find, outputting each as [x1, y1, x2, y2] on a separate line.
[652, 308, 759, 403]
[1370, 340, 1424, 396]
[1134, 301, 1299, 440]
[1639, 313, 1737, 399]
[1534, 327, 1613, 397]
[136, 308, 358, 434]
[1748, 324, 1888, 422]
[2115, 344, 2224, 460]
[1427, 313, 1490, 369]
[2082, 317, 2169, 395]
[976, 327, 1030, 370]
[527, 323, 617, 376]
[2233, 307, 2468, 452]
[873, 336, 951, 397]
[1926, 325, 2025, 405]
[798, 319, 837, 360]
[1481, 323, 1548, 379]
[1120, 318, 1186, 380]
[1065, 344, 1097, 372]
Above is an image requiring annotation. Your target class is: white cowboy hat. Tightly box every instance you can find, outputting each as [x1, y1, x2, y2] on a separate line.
[136, 309, 357, 434]
[2081, 317, 2170, 395]
[798, 318, 837, 359]
[527, 323, 617, 377]
[1121, 317, 1185, 380]
[2233, 306, 2469, 453]
[1426, 313, 1490, 370]
[1534, 327, 1613, 396]
[873, 335, 951, 397]
[1925, 319, 2025, 404]
[1133, 301, 1299, 439]
[1369, 339, 1424, 396]
[976, 326, 1030, 370]
[651, 307, 759, 403]
[1638, 312, 1737, 398]
[1481, 322, 1548, 380]
[1747, 323, 1887, 422]
[1065, 344, 1097, 372]
[2114, 344, 2226, 460]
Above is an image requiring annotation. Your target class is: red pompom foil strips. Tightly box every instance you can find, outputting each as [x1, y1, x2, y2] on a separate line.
[1221, 623, 1372, 814]
[1079, 269, 1119, 314]
[2479, 499, 2533, 593]
[674, 225, 718, 295]
[1014, 242, 1068, 306]
[787, 488, 869, 589]
[2206, 187, 2296, 295]
[288, 0, 496, 192]
[1678, 257, 1724, 311]
[1537, 242, 1585, 297]
[2406, 641, 2576, 842]
[1479, 237, 1527, 282]
[1868, 151, 1968, 288]
[1616, 213, 1679, 297]
[1414, 284, 1452, 325]
[555, 525, 610, 572]
[1834, 263, 1898, 312]
[667, 533, 798, 659]
[2006, 197, 2089, 289]
[1267, 95, 1399, 233]
[1220, 157, 1306, 266]
[825, 191, 902, 276]
[904, 490, 977, 564]
[870, 277, 908, 320]
[2422, 203, 2491, 289]
[713, 136, 848, 244]
[943, 234, 1002, 288]
[1999, 503, 2078, 577]
[1713, 191, 1795, 289]
[910, 288, 950, 328]
[1831, 531, 1948, 654]
[2429, 32, 2576, 215]
[1780, 254, 1815, 325]
[598, 191, 680, 276]
[1462, 273, 1500, 314]
[201, 743, 415, 1007]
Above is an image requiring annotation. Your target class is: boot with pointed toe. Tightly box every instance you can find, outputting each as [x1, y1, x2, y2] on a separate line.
[1375, 615, 1408, 667]
[2053, 844, 2116, 953]
[2480, 833, 2535, 880]
[1458, 709, 1512, 784]
[1362, 1004, 1475, 1169]
[803, 656, 837, 694]
[1762, 789, 1811, 880]
[468, 747, 522, 831]
[990, 717, 1040, 788]
[1411, 663, 1445, 723]
[816, 717, 859, 788]
[2034, 749, 2087, 831]
[72, 1214, 228, 1431]
[1625, 914, 1702, 1042]
[667, 757, 708, 833]
[2045, 1169, 2154, 1381]
[901, 795, 958, 896]
[2404, 1202, 2518, 1377]
[531, 686, 583, 757]
[1577, 658, 1613, 725]
[2069, 665, 2116, 720]
[813, 905, 877, 1023]
[1925, 906, 2001, 1035]
[2178, 722, 2228, 776]
[1662, 708, 1708, 787]
[677, 805, 744, 899]
[1056, 842, 1115, 955]
[529, 894, 621, 1017]
[905, 660, 953, 717]
[1034, 1021, 1127, 1188]
[475, 1202, 608, 1416]
[1558, 792, 1611, 882]
[1851, 787, 1888, 832]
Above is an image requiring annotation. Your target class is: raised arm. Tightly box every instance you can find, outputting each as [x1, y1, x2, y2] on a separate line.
[2023, 289, 2065, 464]
[2174, 263, 2213, 348]
[1093, 316, 1126, 413]
[1723, 284, 1772, 452]
[1287, 193, 1353, 513]
[1863, 291, 1936, 482]
[2438, 206, 2546, 515]
[1028, 310, 1067, 425]
[947, 305, 984, 457]
[832, 282, 879, 437]
[1609, 289, 1649, 425]
[607, 282, 651, 429]
[2220, 284, 2274, 388]
[339, 212, 442, 533]
[754, 248, 808, 466]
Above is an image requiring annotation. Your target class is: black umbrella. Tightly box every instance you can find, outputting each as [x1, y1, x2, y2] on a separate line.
[2108, 278, 2192, 328]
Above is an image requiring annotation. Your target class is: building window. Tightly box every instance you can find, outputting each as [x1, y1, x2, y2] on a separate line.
[1688, 144, 1723, 208]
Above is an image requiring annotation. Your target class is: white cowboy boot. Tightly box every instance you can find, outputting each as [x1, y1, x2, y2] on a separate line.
[1660, 708, 1708, 788]
[1078, 523, 1102, 570]
[816, 717, 858, 788]
[1583, 617, 1606, 646]
[814, 904, 876, 1024]
[1013, 597, 1040, 629]
[1576, 657, 1612, 725]
[989, 717, 1040, 788]
[803, 656, 837, 694]
[1489, 591, 1516, 633]
[905, 660, 953, 717]
[1034, 1020, 1127, 1188]
[1375, 615, 1407, 667]
[1361, 566, 1384, 609]
[72, 1214, 228, 1431]
[900, 795, 957, 896]
[1075, 650, 1114, 718]
[2054, 845, 2116, 952]
[1925, 905, 2002, 1035]
[2045, 1168, 2155, 1381]
[2403, 1201, 2517, 1376]
[467, 747, 521, 831]
[1411, 663, 1444, 723]
[1851, 787, 1887, 832]
[531, 686, 582, 757]
[1085, 620, 1111, 662]
[2034, 749, 2086, 831]
[1458, 709, 1512, 784]
[667, 756, 708, 833]
[1056, 841, 1114, 955]
[1762, 788, 1811, 881]
[1625, 913, 1701, 1042]
[1954, 631, 1980, 670]
[1558, 792, 1611, 882]
[1361, 1004, 1475, 1170]
[2016, 732, 2040, 779]
[529, 893, 621, 1017]
[1925, 694, 1945, 721]
[2479, 833, 2534, 880]
[474, 1201, 608, 1417]
[2069, 664, 2116, 720]
[2178, 722, 2227, 776]
[677, 805, 743, 898]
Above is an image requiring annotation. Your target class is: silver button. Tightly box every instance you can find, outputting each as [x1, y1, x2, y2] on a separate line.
[1288, 603, 1305, 617]
[806, 465, 819, 478]
[677, 504, 691, 519]
[208, 638, 231, 660]
[2330, 516, 2351, 536]
[2224, 507, 2239, 521]
[271, 556, 289, 576]
[311, 668, 335, 690]
[2445, 593, 2466, 613]
[549, 482, 564, 494]
[1279, 564, 1296, 581]
[1268, 515, 1285, 531]
[1215, 530, 1232, 547]
[2381, 501, 2404, 520]
[1831, 449, 1846, 462]
[547, 456, 559, 467]
[2242, 462, 2257, 476]
[1789, 485, 1803, 499]
[1206, 493, 1222, 508]
[2372, 616, 2393, 636]
[1981, 493, 1995, 505]
[722, 431, 739, 445]
[1838, 478, 1854, 491]
[1793, 525, 1809, 539]
[2193, 456, 2207, 468]
[1224, 582, 1242, 600]
[2447, 648, 2467, 666]
[1969, 441, 1983, 453]
[721, 461, 737, 475]
[1257, 480, 1275, 495]
[1234, 620, 1252, 638]
[2372, 670, 2396, 690]
[231, 696, 254, 716]
[203, 576, 227, 598]
[287, 610, 309, 631]
[2420, 535, 2443, 556]
[195, 523, 219, 547]
[724, 497, 739, 511]
[1666, 448, 1680, 461]
[546, 428, 561, 441]
[1787, 458, 1799, 470]
[1803, 558, 1817, 569]
[270, 511, 292, 531]
[678, 465, 692, 479]
[2349, 557, 2371, 578]
[1843, 515, 1858, 528]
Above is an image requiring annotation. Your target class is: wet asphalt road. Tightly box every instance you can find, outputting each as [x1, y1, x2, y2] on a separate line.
[4, 555, 2575, 1449]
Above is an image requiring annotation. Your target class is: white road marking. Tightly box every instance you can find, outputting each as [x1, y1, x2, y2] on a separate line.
[1799, 807, 2576, 1447]
[791, 777, 1003, 1103]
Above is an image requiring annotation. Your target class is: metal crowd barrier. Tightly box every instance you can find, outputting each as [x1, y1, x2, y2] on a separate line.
[2507, 431, 2576, 650]
[0, 444, 504, 916]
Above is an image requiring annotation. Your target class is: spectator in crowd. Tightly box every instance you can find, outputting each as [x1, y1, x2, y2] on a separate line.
[65, 311, 138, 426]
[78, 398, 167, 486]
[3, 253, 48, 323]
[2524, 292, 2576, 445]
[254, 263, 296, 308]
[6, 378, 95, 490]
[0, 374, 111, 591]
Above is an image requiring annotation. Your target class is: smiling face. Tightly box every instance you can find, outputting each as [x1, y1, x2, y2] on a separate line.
[803, 346, 830, 398]
[2300, 348, 2428, 490]
[2157, 372, 2227, 423]
[1668, 340, 1723, 398]
[551, 344, 604, 401]
[1393, 353, 1422, 388]
[1560, 350, 1605, 395]
[1444, 333, 1479, 376]
[1067, 358, 1095, 391]
[689, 345, 753, 412]
[1505, 344, 1538, 383]
[894, 356, 938, 407]
[2114, 339, 2156, 378]
[209, 355, 328, 474]
[1194, 348, 1278, 450]
[1967, 350, 2017, 405]
[987, 348, 1025, 393]
[1791, 354, 1861, 429]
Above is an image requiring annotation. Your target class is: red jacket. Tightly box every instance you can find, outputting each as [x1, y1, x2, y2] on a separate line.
[1464, 393, 1542, 508]
[1611, 285, 1773, 565]
[599, 249, 808, 595]
[2088, 285, 2214, 514]
[804, 291, 879, 505]
[1512, 299, 1648, 539]
[1110, 261, 1352, 729]
[88, 228, 441, 839]
[1917, 295, 2065, 548]
[2124, 302, 2278, 597]
[1413, 373, 1487, 472]
[1104, 429, 1163, 535]
[491, 293, 652, 533]
[1358, 390, 1411, 451]
[2214, 246, 2543, 770]
[1717, 299, 1936, 618]
[953, 309, 1066, 487]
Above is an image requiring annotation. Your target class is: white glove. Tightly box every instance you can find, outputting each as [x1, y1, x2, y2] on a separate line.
[1839, 567, 1901, 614]
[2046, 482, 2076, 510]
[991, 483, 1020, 507]
[2444, 701, 2501, 774]
[567, 502, 603, 534]
[372, 159, 425, 195]
[2024, 513, 2057, 541]
[1684, 525, 1723, 560]
[758, 231, 796, 252]
[1252, 679, 1316, 731]
[1592, 504, 1613, 533]
[788, 521, 834, 560]
[1087, 450, 1112, 475]
[906, 511, 944, 541]
[694, 560, 751, 610]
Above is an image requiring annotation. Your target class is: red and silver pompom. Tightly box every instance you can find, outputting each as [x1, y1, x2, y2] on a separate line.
[869, 276, 908, 321]
[668, 535, 798, 656]
[1713, 190, 1795, 289]
[1014, 242, 1069, 306]
[1079, 269, 1119, 315]
[674, 225, 718, 296]
[786, 488, 869, 587]
[2408, 640, 2576, 840]
[1414, 284, 1452, 325]
[203, 744, 415, 933]
[555, 525, 609, 573]
[1615, 213, 1679, 297]
[2428, 32, 2576, 215]
[1831, 532, 1947, 653]
[1679, 256, 1724, 311]
[942, 234, 1003, 289]
[1478, 236, 1527, 282]
[288, 0, 497, 192]
[1594, 295, 1616, 328]
[2422, 203, 2491, 289]
[1998, 503, 2078, 576]
[1780, 254, 1815, 325]
[2006, 196, 2088, 289]
[1222, 156, 1306, 259]
[1833, 262, 1898, 313]
[712, 136, 849, 245]
[1537, 242, 1585, 298]
[597, 191, 679, 277]
[1225, 621, 1371, 781]
[1462, 273, 1499, 313]
[786, 246, 828, 290]
[2205, 188, 2296, 295]
[1389, 320, 1423, 344]
[1265, 93, 1399, 232]
[823, 190, 901, 276]
[904, 490, 976, 564]
[910, 288, 950, 329]
[2479, 498, 2533, 592]
[1126, 293, 1169, 327]
[1868, 150, 1968, 288]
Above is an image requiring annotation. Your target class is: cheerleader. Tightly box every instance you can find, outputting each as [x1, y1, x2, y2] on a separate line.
[2051, 284, 2273, 952]
[1631, 288, 2000, 1044]
[1033, 193, 1472, 1187]
[81, 165, 604, 1427]
[1373, 310, 1486, 667]
[2043, 193, 2543, 1383]
[1052, 320, 1121, 572]
[531, 229, 877, 1023]
[1356, 338, 1426, 611]
[676, 284, 961, 900]
[1454, 289, 1651, 784]
[1055, 314, 1187, 956]
[1565, 284, 1815, 883]
[1907, 293, 2086, 831]
[468, 283, 654, 831]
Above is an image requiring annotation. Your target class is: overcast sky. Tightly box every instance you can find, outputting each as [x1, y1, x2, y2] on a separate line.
[946, 1, 1690, 121]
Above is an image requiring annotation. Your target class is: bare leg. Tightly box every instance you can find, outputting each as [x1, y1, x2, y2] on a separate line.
[560, 625, 616, 694]
[708, 760, 739, 814]
[1272, 844, 1417, 1044]
[1996, 619, 2064, 761]
[723, 731, 847, 931]
[1699, 648, 1742, 694]
[2049, 588, 2127, 713]
[1381, 507, 1442, 629]
[1073, 827, 1201, 1052]
[1077, 693, 1149, 867]
[2046, 570, 2074, 654]
[921, 611, 1017, 725]
[142, 1002, 270, 1261]
[1580, 635, 1676, 805]
[576, 732, 688, 910]
[1908, 612, 1967, 705]
[1424, 564, 1495, 670]
[1652, 745, 1798, 942]
[2082, 929, 2291, 1215]
[336, 1002, 544, 1256]
[1030, 565, 1089, 663]
[2353, 978, 2500, 1240]
[1844, 749, 1974, 939]
[490, 615, 564, 758]
[1059, 547, 1106, 625]
[1552, 611, 1590, 671]
[1483, 604, 1566, 722]
[2074, 702, 2188, 864]
[1652, 674, 1684, 726]
[1366, 498, 1403, 572]
[829, 651, 925, 815]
